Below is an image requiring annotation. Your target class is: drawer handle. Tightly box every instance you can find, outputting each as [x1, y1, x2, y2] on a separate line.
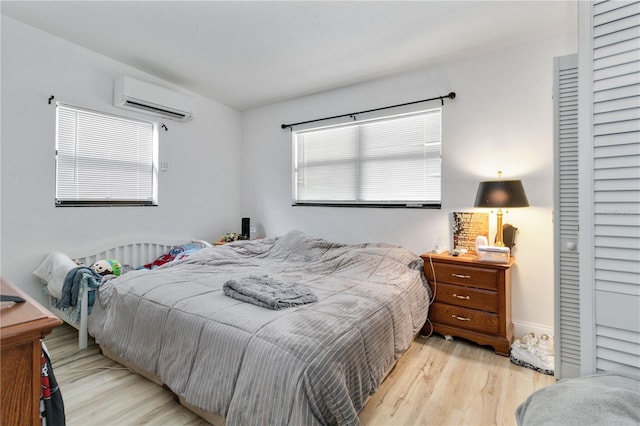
[451, 273, 471, 279]
[452, 314, 471, 321]
[452, 293, 470, 300]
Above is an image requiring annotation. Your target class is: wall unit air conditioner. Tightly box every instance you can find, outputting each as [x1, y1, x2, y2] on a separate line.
[113, 76, 194, 122]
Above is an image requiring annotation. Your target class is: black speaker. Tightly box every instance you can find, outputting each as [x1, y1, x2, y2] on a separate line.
[502, 223, 518, 249]
[241, 218, 250, 239]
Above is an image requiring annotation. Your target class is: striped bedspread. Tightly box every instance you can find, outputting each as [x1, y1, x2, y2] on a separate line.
[89, 230, 430, 425]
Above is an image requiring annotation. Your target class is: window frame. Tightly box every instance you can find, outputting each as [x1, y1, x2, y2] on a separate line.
[55, 103, 159, 207]
[291, 108, 442, 209]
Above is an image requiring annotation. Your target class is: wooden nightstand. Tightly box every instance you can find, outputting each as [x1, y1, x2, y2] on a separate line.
[420, 252, 514, 356]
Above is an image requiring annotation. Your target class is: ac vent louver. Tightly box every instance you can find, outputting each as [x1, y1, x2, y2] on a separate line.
[114, 76, 194, 122]
[123, 100, 187, 120]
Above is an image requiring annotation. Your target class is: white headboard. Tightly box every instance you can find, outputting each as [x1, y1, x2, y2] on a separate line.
[67, 237, 212, 268]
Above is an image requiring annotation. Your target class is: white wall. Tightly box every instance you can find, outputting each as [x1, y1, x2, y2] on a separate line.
[0, 16, 243, 303]
[241, 33, 577, 336]
[0, 14, 578, 336]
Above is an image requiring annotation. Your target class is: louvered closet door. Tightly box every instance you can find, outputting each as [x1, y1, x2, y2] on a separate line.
[554, 54, 580, 380]
[591, 0, 640, 376]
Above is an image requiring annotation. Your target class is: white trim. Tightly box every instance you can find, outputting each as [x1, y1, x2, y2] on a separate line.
[513, 320, 554, 342]
[578, 0, 596, 375]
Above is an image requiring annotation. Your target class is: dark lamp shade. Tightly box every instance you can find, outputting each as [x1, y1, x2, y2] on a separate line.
[474, 180, 529, 208]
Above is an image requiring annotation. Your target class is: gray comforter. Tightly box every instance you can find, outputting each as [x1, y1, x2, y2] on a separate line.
[89, 230, 430, 426]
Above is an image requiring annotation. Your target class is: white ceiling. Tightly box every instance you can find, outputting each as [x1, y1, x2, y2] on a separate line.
[1, 1, 577, 111]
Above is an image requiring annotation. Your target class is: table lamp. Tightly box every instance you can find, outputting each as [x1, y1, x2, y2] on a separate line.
[474, 171, 529, 247]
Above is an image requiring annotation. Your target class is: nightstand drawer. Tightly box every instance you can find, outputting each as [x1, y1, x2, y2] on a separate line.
[429, 302, 499, 334]
[427, 262, 499, 290]
[433, 282, 499, 312]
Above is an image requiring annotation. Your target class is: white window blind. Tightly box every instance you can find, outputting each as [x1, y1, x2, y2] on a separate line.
[55, 104, 158, 206]
[293, 109, 442, 207]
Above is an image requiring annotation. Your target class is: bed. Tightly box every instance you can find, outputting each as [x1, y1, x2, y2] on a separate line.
[86, 230, 430, 425]
[34, 238, 212, 349]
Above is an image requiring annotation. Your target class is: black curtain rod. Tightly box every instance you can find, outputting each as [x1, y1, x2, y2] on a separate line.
[281, 92, 456, 130]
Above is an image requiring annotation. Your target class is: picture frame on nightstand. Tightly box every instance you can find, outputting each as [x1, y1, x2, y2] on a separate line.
[452, 212, 489, 252]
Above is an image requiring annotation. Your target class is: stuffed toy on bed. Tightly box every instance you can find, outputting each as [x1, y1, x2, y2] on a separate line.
[90, 259, 123, 277]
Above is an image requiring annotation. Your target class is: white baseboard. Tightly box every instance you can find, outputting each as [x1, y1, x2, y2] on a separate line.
[513, 320, 554, 341]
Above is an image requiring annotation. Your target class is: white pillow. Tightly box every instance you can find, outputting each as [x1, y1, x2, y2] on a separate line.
[33, 252, 77, 299]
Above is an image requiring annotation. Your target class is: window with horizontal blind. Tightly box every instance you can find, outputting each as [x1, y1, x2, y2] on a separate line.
[55, 104, 158, 206]
[292, 109, 442, 207]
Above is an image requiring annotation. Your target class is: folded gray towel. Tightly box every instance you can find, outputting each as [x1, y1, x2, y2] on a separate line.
[223, 275, 317, 310]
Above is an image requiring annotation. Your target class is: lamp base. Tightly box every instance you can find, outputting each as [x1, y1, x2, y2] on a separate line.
[495, 209, 505, 247]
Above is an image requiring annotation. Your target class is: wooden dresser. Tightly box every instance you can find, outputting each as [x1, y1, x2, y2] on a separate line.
[420, 252, 514, 356]
[1, 278, 62, 425]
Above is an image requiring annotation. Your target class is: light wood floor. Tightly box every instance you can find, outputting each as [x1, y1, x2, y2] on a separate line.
[45, 324, 555, 425]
